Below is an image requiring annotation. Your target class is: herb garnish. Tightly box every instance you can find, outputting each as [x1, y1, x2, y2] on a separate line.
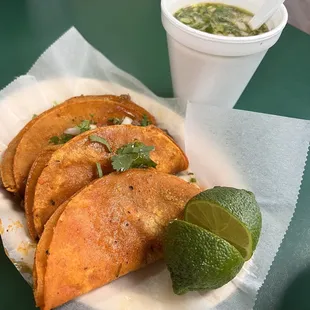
[96, 162, 103, 178]
[140, 114, 152, 127]
[49, 118, 95, 145]
[174, 3, 268, 37]
[49, 134, 74, 145]
[76, 120, 91, 133]
[32, 114, 37, 119]
[108, 117, 123, 125]
[89, 135, 111, 152]
[111, 141, 157, 172]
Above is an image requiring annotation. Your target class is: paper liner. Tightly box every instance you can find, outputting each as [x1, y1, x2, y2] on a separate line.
[0, 27, 309, 310]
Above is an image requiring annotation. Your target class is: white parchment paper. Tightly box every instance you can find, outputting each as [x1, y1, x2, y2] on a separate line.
[185, 104, 310, 309]
[0, 27, 309, 310]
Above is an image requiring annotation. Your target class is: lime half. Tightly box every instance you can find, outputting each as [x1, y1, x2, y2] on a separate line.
[184, 187, 262, 261]
[164, 220, 244, 295]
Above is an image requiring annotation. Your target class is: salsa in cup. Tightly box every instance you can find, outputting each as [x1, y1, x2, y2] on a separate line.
[174, 3, 268, 37]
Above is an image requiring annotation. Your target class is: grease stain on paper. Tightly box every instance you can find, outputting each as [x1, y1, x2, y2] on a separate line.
[10, 258, 32, 275]
[17, 240, 36, 256]
[7, 219, 23, 232]
[0, 219, 4, 234]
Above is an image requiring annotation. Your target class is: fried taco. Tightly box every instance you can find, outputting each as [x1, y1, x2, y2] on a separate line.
[33, 125, 189, 237]
[1, 95, 155, 195]
[24, 146, 60, 241]
[34, 169, 201, 310]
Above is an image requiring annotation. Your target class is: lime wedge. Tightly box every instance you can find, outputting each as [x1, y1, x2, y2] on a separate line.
[164, 220, 244, 295]
[184, 187, 262, 261]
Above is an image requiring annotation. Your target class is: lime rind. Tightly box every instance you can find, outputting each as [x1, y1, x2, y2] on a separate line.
[164, 220, 245, 295]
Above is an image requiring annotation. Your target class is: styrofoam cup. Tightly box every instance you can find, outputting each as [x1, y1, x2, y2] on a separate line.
[161, 0, 288, 108]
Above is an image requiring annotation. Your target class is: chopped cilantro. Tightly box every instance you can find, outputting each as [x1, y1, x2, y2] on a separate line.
[190, 178, 197, 183]
[49, 134, 74, 145]
[58, 134, 74, 144]
[111, 141, 157, 172]
[49, 136, 60, 145]
[89, 135, 111, 152]
[108, 117, 123, 125]
[32, 114, 37, 119]
[96, 162, 103, 178]
[49, 119, 94, 145]
[140, 114, 152, 127]
[76, 120, 91, 133]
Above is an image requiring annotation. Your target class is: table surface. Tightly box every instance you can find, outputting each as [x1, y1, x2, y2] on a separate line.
[1, 1, 310, 309]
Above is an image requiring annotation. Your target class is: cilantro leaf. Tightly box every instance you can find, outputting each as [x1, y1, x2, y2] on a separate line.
[32, 114, 37, 119]
[89, 135, 111, 152]
[140, 114, 152, 127]
[108, 117, 123, 125]
[49, 136, 60, 145]
[111, 141, 157, 172]
[76, 120, 91, 133]
[59, 134, 74, 144]
[49, 134, 74, 145]
[96, 162, 103, 178]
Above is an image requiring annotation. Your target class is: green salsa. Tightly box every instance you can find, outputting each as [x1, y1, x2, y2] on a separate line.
[174, 3, 269, 37]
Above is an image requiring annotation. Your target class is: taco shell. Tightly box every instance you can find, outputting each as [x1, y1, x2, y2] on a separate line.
[1, 95, 155, 195]
[24, 145, 60, 241]
[33, 125, 189, 237]
[34, 169, 200, 310]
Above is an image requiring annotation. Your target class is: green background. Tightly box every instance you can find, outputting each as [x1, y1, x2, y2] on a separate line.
[0, 1, 310, 309]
